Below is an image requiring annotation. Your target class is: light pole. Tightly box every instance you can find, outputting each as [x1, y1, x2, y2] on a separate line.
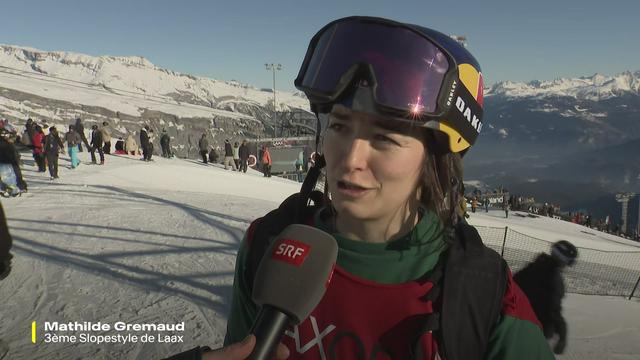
[265, 63, 282, 137]
[615, 192, 635, 235]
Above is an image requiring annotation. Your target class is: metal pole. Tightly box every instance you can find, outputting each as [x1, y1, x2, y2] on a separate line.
[637, 195, 640, 240]
[272, 67, 277, 137]
[629, 273, 640, 300]
[501, 226, 508, 257]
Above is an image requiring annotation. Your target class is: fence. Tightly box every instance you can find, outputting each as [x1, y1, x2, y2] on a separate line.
[475, 226, 640, 299]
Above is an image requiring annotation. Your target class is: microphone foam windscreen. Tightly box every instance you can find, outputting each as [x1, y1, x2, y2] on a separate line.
[252, 224, 338, 324]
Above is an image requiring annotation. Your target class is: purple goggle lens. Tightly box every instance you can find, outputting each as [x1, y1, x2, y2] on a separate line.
[297, 19, 451, 115]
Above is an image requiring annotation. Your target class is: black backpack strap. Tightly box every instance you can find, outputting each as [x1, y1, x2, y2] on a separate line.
[436, 223, 508, 360]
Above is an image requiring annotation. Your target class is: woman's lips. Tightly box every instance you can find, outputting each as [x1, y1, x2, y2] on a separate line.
[336, 180, 371, 198]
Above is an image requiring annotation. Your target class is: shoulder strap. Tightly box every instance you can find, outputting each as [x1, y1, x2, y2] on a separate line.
[437, 223, 508, 360]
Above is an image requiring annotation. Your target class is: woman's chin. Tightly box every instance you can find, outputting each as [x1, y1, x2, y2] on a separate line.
[333, 199, 377, 220]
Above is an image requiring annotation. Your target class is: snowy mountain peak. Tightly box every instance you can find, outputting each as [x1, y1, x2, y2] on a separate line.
[1, 44, 156, 71]
[485, 70, 640, 100]
[0, 44, 310, 119]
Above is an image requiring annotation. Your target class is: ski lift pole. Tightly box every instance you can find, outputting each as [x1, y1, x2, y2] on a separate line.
[629, 273, 640, 300]
[501, 226, 508, 257]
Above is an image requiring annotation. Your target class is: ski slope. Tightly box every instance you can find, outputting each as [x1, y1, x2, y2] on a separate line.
[0, 150, 639, 359]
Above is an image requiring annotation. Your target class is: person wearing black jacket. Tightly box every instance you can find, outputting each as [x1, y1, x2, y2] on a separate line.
[223, 139, 236, 170]
[0, 129, 27, 192]
[75, 117, 90, 152]
[0, 201, 12, 280]
[238, 140, 249, 173]
[90, 124, 105, 165]
[44, 127, 65, 179]
[514, 240, 578, 354]
[140, 125, 151, 161]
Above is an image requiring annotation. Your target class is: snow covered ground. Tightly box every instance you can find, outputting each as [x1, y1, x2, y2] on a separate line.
[0, 150, 639, 359]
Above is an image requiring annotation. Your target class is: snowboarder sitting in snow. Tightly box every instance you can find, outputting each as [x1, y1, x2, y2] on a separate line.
[0, 128, 28, 194]
[514, 240, 578, 354]
[114, 137, 126, 155]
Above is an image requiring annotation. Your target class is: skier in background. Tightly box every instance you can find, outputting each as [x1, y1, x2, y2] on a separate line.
[75, 118, 90, 152]
[198, 133, 209, 164]
[101, 121, 112, 154]
[238, 140, 249, 173]
[90, 124, 105, 165]
[64, 125, 82, 169]
[44, 126, 65, 179]
[140, 125, 152, 161]
[514, 240, 578, 354]
[160, 129, 172, 158]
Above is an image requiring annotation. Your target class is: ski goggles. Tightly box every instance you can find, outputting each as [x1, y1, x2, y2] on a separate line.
[295, 16, 484, 152]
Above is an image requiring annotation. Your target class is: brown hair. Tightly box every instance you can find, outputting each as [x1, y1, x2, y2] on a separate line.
[419, 150, 463, 227]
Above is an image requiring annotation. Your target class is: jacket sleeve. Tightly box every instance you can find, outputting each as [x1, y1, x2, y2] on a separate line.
[486, 269, 555, 359]
[224, 225, 259, 346]
[0, 202, 13, 280]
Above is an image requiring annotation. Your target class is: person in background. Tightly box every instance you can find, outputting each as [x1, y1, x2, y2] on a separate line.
[0, 128, 28, 193]
[114, 137, 126, 154]
[238, 140, 249, 173]
[199, 133, 209, 164]
[125, 133, 138, 156]
[101, 121, 112, 154]
[44, 126, 65, 179]
[32, 125, 46, 172]
[233, 141, 240, 169]
[514, 241, 578, 354]
[295, 150, 304, 182]
[140, 125, 151, 161]
[224, 139, 237, 170]
[64, 125, 82, 169]
[208, 146, 219, 164]
[260, 145, 271, 177]
[75, 118, 90, 152]
[0, 201, 13, 280]
[23, 118, 35, 148]
[147, 128, 155, 161]
[90, 124, 105, 165]
[160, 128, 171, 158]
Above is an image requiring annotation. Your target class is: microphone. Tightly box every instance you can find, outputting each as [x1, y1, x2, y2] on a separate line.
[248, 224, 338, 360]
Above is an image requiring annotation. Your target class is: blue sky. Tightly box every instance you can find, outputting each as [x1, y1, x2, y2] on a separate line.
[1, 0, 638, 91]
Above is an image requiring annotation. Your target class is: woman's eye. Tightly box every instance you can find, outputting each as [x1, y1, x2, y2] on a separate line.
[375, 134, 397, 144]
[328, 123, 345, 132]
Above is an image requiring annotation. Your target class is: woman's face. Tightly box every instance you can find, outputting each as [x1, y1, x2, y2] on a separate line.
[323, 105, 427, 222]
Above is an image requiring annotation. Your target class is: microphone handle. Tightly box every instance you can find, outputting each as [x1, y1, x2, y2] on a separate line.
[248, 305, 290, 360]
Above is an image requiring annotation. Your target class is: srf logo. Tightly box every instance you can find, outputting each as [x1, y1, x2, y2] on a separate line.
[272, 239, 310, 266]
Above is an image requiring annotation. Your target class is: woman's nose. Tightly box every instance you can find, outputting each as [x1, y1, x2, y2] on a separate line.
[341, 137, 370, 171]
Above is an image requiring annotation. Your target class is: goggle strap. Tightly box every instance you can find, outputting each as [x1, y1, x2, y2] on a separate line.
[443, 81, 484, 146]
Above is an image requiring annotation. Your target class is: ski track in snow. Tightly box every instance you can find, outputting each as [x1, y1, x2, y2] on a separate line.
[0, 149, 639, 359]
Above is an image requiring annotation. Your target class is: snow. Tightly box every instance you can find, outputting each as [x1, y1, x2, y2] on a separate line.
[0, 151, 639, 359]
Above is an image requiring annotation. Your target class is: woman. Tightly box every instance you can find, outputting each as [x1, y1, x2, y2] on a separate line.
[64, 125, 82, 168]
[171, 16, 553, 360]
[261, 145, 272, 177]
[32, 125, 46, 172]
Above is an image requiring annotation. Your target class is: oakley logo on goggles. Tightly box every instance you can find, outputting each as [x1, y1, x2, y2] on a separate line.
[295, 16, 484, 152]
